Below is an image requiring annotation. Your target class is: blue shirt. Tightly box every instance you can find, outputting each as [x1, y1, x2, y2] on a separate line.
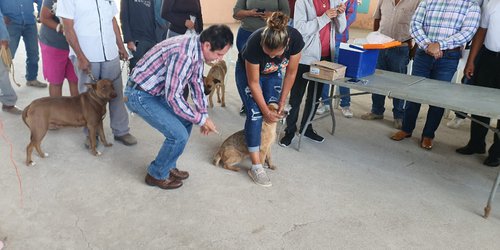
[0, 9, 9, 41]
[0, 0, 41, 25]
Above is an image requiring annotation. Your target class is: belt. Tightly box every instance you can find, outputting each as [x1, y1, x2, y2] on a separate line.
[444, 47, 461, 52]
[127, 80, 144, 91]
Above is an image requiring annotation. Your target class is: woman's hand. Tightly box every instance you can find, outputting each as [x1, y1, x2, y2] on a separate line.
[325, 8, 338, 19]
[336, 3, 346, 14]
[185, 19, 195, 29]
[263, 108, 283, 124]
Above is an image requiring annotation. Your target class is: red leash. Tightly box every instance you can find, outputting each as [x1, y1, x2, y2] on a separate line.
[0, 117, 23, 207]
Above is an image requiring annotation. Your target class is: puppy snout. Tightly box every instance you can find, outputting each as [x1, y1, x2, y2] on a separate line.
[110, 92, 118, 99]
[204, 86, 212, 95]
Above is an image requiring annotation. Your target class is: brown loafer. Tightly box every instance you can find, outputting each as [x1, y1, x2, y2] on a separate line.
[170, 168, 189, 180]
[145, 174, 182, 189]
[390, 130, 411, 141]
[421, 137, 433, 150]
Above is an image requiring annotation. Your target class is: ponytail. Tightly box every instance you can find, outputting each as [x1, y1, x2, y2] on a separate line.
[260, 12, 289, 50]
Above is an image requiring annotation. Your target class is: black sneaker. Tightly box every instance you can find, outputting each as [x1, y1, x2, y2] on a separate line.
[239, 105, 246, 116]
[304, 130, 324, 143]
[279, 133, 294, 147]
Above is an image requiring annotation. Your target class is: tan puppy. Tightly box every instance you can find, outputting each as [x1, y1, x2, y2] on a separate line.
[203, 60, 227, 108]
[213, 103, 280, 171]
[22, 79, 117, 166]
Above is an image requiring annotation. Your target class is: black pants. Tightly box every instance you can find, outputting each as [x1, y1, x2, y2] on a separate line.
[467, 47, 500, 158]
[285, 63, 324, 135]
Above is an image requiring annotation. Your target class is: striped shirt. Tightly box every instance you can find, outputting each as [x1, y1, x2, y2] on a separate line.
[410, 0, 481, 50]
[130, 35, 208, 125]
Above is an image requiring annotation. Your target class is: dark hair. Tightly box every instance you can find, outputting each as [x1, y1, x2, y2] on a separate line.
[199, 25, 234, 51]
[261, 12, 289, 50]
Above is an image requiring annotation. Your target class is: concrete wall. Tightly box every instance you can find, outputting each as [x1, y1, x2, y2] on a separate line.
[201, 0, 377, 29]
[202, 0, 237, 24]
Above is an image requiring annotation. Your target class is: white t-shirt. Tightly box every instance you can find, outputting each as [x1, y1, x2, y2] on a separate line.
[480, 0, 500, 52]
[57, 0, 119, 62]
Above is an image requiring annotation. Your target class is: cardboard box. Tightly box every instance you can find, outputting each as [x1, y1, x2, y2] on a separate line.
[308, 61, 346, 81]
[338, 43, 379, 79]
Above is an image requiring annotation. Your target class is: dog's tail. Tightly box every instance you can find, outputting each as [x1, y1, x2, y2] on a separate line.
[21, 104, 30, 127]
[213, 151, 221, 167]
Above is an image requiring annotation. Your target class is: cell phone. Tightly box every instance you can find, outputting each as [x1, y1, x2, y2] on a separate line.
[256, 8, 265, 13]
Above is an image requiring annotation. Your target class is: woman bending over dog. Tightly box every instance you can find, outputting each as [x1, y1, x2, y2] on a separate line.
[236, 12, 304, 187]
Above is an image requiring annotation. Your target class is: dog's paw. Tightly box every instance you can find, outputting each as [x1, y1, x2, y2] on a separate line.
[103, 142, 113, 147]
[91, 150, 102, 156]
[28, 161, 36, 167]
[268, 165, 277, 170]
[43, 152, 49, 158]
[221, 103, 226, 107]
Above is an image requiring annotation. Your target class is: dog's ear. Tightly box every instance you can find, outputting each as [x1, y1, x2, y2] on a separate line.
[84, 83, 97, 90]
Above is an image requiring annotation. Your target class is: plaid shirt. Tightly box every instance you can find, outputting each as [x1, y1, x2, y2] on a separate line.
[335, 0, 358, 44]
[130, 35, 208, 125]
[410, 0, 481, 50]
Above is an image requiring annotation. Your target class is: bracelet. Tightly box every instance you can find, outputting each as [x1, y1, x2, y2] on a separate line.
[56, 23, 62, 33]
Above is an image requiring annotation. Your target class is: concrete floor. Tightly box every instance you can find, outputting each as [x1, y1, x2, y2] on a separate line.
[1, 27, 500, 249]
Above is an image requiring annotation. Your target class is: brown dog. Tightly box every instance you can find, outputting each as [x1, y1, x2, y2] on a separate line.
[22, 79, 117, 166]
[213, 103, 280, 171]
[203, 60, 227, 108]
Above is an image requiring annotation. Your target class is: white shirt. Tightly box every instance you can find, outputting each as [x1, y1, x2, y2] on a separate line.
[57, 0, 119, 62]
[480, 0, 500, 52]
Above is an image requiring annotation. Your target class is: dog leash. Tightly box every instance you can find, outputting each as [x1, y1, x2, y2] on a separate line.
[1, 45, 21, 87]
[86, 59, 129, 83]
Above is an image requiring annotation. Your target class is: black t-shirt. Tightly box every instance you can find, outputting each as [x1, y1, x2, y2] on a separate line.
[239, 26, 304, 75]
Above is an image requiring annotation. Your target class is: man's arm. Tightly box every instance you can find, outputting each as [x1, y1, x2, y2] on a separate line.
[62, 17, 90, 73]
[464, 27, 487, 79]
[112, 17, 128, 61]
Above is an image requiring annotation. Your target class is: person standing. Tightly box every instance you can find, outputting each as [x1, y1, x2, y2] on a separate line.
[0, 9, 22, 115]
[120, 0, 158, 71]
[154, 0, 169, 42]
[161, 0, 203, 38]
[57, 0, 137, 146]
[0, 0, 47, 88]
[233, 0, 290, 114]
[391, 0, 480, 150]
[39, 0, 79, 97]
[279, 0, 346, 147]
[125, 25, 233, 189]
[317, 0, 358, 118]
[236, 12, 304, 186]
[359, 0, 420, 129]
[456, 0, 500, 167]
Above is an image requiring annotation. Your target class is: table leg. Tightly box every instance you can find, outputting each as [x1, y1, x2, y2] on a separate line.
[484, 169, 500, 218]
[297, 81, 319, 151]
[329, 85, 336, 135]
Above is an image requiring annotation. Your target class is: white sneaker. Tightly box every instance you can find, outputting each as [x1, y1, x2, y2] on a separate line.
[446, 117, 465, 129]
[316, 105, 330, 115]
[341, 107, 353, 118]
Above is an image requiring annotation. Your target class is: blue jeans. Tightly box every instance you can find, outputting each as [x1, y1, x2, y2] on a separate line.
[235, 60, 282, 152]
[372, 46, 410, 119]
[321, 44, 350, 107]
[6, 23, 39, 81]
[124, 86, 193, 180]
[402, 48, 460, 138]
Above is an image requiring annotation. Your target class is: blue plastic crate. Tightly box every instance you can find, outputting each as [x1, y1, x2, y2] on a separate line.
[338, 43, 379, 79]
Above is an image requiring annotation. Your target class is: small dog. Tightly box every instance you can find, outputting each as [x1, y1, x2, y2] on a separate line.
[213, 103, 280, 171]
[22, 79, 117, 166]
[203, 60, 227, 108]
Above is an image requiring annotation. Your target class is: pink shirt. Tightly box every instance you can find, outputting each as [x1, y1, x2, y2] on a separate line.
[313, 0, 331, 57]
